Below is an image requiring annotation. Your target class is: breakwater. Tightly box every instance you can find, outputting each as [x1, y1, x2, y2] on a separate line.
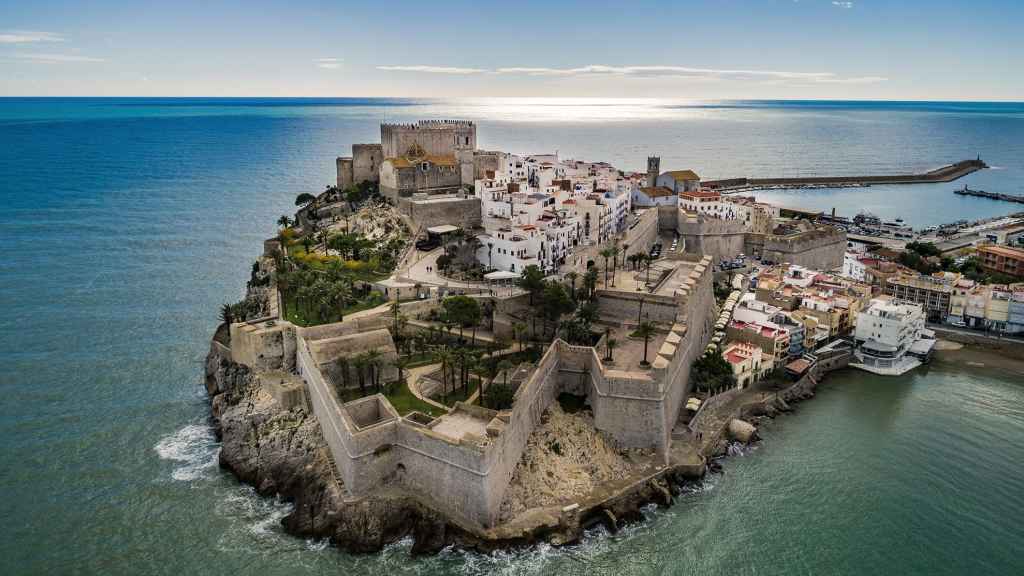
[953, 186, 1024, 204]
[705, 158, 986, 191]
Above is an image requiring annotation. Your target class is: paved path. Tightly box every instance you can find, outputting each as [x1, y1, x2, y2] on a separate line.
[928, 323, 1024, 345]
[405, 363, 448, 411]
[404, 247, 483, 289]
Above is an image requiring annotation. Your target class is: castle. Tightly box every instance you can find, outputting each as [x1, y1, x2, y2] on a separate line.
[338, 120, 485, 201]
[227, 249, 715, 530]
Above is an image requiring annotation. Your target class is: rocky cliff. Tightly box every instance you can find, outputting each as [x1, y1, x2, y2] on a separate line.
[204, 339, 459, 554]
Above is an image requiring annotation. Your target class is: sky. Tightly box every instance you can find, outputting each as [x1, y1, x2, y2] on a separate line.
[1, 0, 1021, 100]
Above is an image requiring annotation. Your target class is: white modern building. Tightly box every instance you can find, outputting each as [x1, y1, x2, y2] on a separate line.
[851, 297, 935, 376]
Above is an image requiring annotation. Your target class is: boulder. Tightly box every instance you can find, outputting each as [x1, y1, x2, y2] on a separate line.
[728, 419, 757, 443]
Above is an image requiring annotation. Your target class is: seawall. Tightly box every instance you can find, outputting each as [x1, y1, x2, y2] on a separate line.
[704, 159, 986, 190]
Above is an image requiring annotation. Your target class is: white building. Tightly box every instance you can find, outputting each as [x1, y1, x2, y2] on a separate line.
[632, 186, 677, 208]
[475, 152, 635, 274]
[842, 252, 868, 282]
[851, 297, 935, 376]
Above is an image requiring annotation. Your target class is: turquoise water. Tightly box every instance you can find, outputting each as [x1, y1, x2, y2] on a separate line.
[2, 98, 1023, 575]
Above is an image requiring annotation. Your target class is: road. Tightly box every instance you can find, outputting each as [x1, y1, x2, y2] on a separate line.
[928, 323, 1024, 345]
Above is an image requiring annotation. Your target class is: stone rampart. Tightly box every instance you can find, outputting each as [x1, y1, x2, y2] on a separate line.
[229, 320, 296, 373]
[757, 227, 845, 270]
[294, 256, 716, 528]
[679, 213, 747, 261]
[352, 144, 383, 184]
[595, 291, 679, 324]
[398, 196, 482, 230]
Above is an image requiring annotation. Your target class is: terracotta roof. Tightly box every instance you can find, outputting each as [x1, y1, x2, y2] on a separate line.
[640, 186, 676, 198]
[681, 190, 721, 199]
[978, 245, 1024, 259]
[666, 169, 700, 181]
[725, 352, 746, 364]
[384, 154, 457, 168]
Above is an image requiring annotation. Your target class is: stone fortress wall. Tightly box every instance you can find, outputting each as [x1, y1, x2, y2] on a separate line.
[232, 253, 716, 530]
[397, 195, 482, 230]
[756, 226, 846, 270]
[337, 144, 383, 189]
[673, 207, 846, 270]
[678, 211, 748, 261]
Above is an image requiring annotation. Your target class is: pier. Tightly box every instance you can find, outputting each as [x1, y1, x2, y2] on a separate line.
[704, 158, 987, 192]
[953, 185, 1024, 205]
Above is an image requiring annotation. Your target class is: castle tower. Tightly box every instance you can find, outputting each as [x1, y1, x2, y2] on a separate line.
[647, 156, 660, 188]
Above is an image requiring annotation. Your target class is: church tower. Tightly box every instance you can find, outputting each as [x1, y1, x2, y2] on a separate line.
[646, 156, 660, 188]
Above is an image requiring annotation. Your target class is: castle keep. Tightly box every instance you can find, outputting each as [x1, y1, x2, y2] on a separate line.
[338, 120, 479, 201]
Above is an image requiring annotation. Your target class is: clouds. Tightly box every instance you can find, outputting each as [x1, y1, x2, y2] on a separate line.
[314, 57, 342, 69]
[376, 63, 886, 84]
[1, 30, 105, 64]
[0, 30, 66, 44]
[376, 65, 488, 75]
[11, 53, 106, 63]
[832, 1, 854, 8]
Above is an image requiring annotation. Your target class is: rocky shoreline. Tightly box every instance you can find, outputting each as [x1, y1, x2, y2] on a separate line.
[204, 331, 830, 555]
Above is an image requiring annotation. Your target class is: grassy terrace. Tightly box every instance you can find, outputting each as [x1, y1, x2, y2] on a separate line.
[282, 291, 385, 327]
[336, 380, 445, 418]
[385, 381, 446, 418]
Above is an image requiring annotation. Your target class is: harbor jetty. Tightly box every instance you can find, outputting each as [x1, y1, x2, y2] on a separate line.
[704, 158, 986, 192]
[953, 185, 1024, 205]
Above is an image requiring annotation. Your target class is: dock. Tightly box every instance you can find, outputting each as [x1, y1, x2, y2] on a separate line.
[953, 186, 1024, 205]
[704, 158, 987, 192]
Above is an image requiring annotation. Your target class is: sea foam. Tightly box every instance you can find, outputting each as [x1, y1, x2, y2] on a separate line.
[154, 423, 219, 481]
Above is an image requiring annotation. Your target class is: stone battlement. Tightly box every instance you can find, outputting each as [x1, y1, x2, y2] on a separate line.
[381, 119, 476, 130]
[227, 252, 714, 531]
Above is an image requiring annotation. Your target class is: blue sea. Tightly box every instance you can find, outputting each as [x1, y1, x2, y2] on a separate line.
[1, 98, 1023, 575]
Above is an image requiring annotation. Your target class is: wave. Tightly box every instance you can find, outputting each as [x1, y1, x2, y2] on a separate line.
[154, 423, 219, 481]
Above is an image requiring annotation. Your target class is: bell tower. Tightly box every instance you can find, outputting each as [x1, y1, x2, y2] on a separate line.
[646, 156, 660, 188]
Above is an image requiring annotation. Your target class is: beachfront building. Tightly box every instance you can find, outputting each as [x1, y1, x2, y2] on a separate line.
[977, 245, 1024, 279]
[884, 271, 961, 322]
[950, 283, 1024, 334]
[721, 341, 769, 389]
[754, 263, 872, 342]
[725, 320, 791, 369]
[851, 297, 935, 376]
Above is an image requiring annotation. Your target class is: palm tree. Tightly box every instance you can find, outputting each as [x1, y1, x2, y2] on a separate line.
[434, 347, 454, 405]
[583, 268, 599, 300]
[352, 354, 368, 395]
[392, 356, 411, 393]
[605, 338, 618, 363]
[365, 349, 383, 393]
[565, 271, 579, 301]
[609, 244, 621, 286]
[390, 299, 401, 334]
[634, 321, 657, 367]
[452, 347, 469, 395]
[492, 358, 515, 408]
[219, 303, 235, 326]
[599, 247, 614, 287]
[277, 215, 292, 229]
[513, 321, 527, 352]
